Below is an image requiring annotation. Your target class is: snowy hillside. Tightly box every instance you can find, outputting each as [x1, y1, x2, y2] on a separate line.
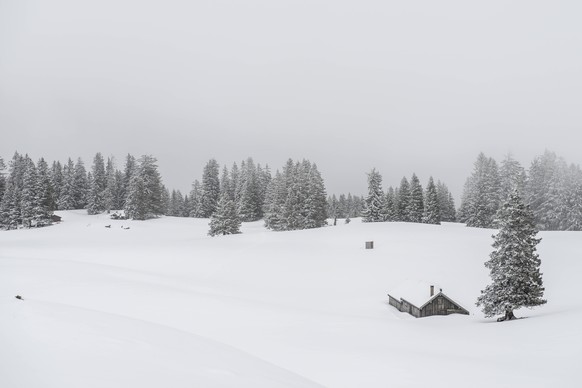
[1, 211, 580, 387]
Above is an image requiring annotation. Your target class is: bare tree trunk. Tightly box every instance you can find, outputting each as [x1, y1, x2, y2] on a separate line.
[497, 309, 516, 322]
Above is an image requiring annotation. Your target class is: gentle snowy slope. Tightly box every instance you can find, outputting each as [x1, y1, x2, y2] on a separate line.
[1, 211, 580, 387]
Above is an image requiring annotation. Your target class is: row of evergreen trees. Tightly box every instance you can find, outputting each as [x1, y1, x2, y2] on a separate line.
[162, 157, 271, 222]
[0, 152, 329, 233]
[459, 151, 582, 231]
[0, 152, 166, 229]
[327, 194, 365, 221]
[166, 158, 329, 233]
[0, 154, 53, 229]
[361, 169, 456, 225]
[263, 159, 328, 231]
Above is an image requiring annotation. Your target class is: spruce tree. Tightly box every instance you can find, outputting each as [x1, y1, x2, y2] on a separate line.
[87, 153, 107, 215]
[124, 155, 164, 220]
[476, 190, 546, 321]
[263, 170, 287, 231]
[121, 154, 136, 209]
[20, 156, 37, 228]
[33, 158, 53, 227]
[200, 159, 220, 218]
[0, 156, 5, 202]
[422, 176, 440, 225]
[208, 193, 242, 236]
[383, 187, 397, 222]
[459, 153, 500, 228]
[362, 168, 385, 222]
[189, 180, 202, 217]
[397, 177, 411, 222]
[58, 158, 76, 210]
[50, 161, 63, 210]
[238, 158, 262, 221]
[303, 162, 327, 228]
[436, 181, 456, 222]
[73, 158, 89, 209]
[103, 157, 117, 213]
[499, 154, 526, 201]
[408, 173, 424, 223]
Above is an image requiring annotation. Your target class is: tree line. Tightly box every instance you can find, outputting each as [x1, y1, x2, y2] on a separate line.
[0, 153, 331, 234]
[360, 169, 457, 225]
[0, 152, 166, 229]
[459, 151, 582, 231]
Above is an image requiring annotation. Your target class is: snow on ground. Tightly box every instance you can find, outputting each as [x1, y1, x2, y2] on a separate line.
[1, 211, 580, 387]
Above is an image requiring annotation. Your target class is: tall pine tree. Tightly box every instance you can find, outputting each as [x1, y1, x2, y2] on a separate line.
[208, 192, 242, 236]
[476, 190, 546, 321]
[362, 168, 385, 222]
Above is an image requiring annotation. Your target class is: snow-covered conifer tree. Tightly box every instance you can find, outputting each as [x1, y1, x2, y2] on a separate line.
[383, 187, 397, 221]
[32, 158, 54, 227]
[238, 158, 262, 222]
[436, 181, 456, 222]
[263, 170, 287, 231]
[362, 168, 385, 222]
[422, 176, 440, 225]
[303, 162, 327, 228]
[208, 192, 241, 236]
[220, 166, 232, 200]
[499, 154, 526, 201]
[396, 177, 410, 222]
[476, 190, 546, 321]
[124, 155, 164, 220]
[87, 153, 107, 214]
[199, 159, 220, 218]
[73, 158, 89, 209]
[0, 156, 5, 201]
[20, 156, 37, 228]
[189, 180, 202, 217]
[58, 158, 75, 210]
[0, 153, 24, 229]
[459, 153, 500, 228]
[50, 161, 63, 210]
[120, 154, 136, 209]
[407, 173, 424, 223]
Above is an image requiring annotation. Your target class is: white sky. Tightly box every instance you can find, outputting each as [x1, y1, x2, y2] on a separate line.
[1, 0, 581, 200]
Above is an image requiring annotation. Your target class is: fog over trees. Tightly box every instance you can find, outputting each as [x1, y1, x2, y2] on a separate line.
[459, 151, 582, 231]
[1, 150, 581, 232]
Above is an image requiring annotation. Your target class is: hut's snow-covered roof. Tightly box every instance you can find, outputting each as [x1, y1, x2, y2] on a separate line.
[388, 280, 442, 308]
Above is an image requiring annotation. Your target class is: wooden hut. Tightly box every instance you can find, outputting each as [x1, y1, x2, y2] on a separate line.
[387, 282, 469, 318]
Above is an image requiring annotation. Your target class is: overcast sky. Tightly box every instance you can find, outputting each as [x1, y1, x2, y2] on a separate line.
[1, 0, 581, 200]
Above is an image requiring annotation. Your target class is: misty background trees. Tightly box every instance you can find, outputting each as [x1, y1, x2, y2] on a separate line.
[360, 168, 456, 225]
[459, 151, 582, 231]
[2, 149, 582, 232]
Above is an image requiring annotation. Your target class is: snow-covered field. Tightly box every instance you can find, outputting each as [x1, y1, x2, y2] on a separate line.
[1, 211, 580, 387]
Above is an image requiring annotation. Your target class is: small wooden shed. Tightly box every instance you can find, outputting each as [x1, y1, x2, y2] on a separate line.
[387, 282, 469, 318]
